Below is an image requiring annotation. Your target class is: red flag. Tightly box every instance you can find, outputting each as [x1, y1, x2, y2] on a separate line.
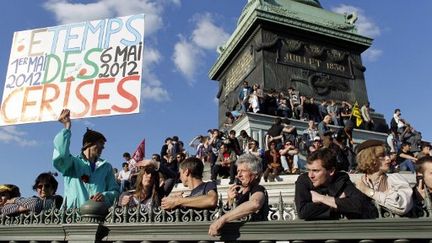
[132, 139, 145, 162]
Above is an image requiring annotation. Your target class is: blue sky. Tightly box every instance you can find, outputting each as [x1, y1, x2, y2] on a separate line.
[0, 0, 431, 197]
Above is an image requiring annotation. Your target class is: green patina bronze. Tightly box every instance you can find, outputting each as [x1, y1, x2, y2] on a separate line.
[209, 0, 388, 131]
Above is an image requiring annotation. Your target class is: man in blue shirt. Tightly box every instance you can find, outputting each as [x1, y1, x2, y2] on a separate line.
[53, 109, 119, 208]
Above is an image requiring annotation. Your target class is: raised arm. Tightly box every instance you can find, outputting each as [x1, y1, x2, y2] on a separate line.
[52, 109, 74, 174]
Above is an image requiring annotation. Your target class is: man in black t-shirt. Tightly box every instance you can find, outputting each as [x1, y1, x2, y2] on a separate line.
[396, 142, 417, 172]
[209, 154, 268, 237]
[161, 157, 217, 210]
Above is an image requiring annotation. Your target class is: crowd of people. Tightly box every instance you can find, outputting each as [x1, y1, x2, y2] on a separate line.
[225, 81, 376, 130]
[1, 104, 431, 236]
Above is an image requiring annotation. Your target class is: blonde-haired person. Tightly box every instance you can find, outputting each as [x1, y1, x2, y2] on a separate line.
[355, 140, 413, 215]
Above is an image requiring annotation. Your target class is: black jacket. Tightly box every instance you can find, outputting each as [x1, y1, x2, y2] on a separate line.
[295, 172, 378, 220]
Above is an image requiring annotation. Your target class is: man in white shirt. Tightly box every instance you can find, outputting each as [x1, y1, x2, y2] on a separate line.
[117, 163, 131, 192]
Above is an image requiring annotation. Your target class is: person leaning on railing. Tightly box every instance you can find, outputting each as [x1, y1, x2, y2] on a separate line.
[118, 163, 162, 209]
[413, 156, 432, 212]
[208, 154, 269, 236]
[161, 157, 218, 210]
[295, 148, 377, 220]
[355, 140, 413, 216]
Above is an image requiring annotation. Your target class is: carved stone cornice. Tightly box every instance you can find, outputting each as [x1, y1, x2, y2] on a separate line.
[209, 0, 372, 80]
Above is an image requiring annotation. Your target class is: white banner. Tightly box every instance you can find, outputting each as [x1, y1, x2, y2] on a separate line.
[0, 14, 145, 126]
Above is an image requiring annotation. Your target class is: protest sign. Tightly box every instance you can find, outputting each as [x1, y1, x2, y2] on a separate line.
[0, 14, 144, 126]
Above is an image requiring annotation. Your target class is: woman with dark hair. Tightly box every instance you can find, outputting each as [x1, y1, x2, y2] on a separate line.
[0, 172, 63, 216]
[263, 141, 282, 182]
[32, 172, 63, 209]
[119, 164, 162, 209]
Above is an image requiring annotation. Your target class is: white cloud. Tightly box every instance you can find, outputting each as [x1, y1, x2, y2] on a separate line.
[43, 0, 164, 35]
[362, 48, 383, 62]
[0, 126, 38, 147]
[167, 0, 181, 7]
[332, 4, 382, 62]
[141, 85, 170, 102]
[192, 13, 230, 50]
[172, 37, 203, 82]
[142, 47, 170, 101]
[331, 5, 381, 38]
[44, 0, 170, 103]
[173, 13, 229, 83]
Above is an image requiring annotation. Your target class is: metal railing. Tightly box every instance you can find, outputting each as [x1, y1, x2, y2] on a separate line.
[1, 193, 432, 242]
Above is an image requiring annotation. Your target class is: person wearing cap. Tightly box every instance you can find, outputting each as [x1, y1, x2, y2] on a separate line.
[295, 148, 377, 220]
[53, 109, 119, 208]
[355, 140, 413, 215]
[308, 136, 323, 154]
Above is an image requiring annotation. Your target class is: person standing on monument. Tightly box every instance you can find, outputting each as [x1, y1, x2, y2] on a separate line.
[326, 100, 340, 126]
[288, 87, 303, 119]
[238, 81, 253, 113]
[361, 102, 374, 130]
[53, 109, 119, 208]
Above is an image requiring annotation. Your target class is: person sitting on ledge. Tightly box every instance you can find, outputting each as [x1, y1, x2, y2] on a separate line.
[355, 140, 413, 216]
[161, 157, 217, 210]
[295, 148, 377, 220]
[208, 154, 268, 236]
[118, 163, 162, 209]
[53, 109, 119, 208]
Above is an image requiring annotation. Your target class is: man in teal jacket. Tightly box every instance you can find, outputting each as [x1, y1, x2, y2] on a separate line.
[53, 109, 119, 208]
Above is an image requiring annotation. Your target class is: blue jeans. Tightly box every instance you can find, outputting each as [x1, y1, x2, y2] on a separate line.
[120, 180, 130, 192]
[399, 159, 415, 173]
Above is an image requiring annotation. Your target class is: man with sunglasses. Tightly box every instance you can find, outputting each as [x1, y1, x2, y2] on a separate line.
[53, 109, 119, 208]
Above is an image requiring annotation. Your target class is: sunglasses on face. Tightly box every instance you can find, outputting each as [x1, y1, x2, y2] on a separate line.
[141, 167, 156, 174]
[37, 184, 52, 190]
